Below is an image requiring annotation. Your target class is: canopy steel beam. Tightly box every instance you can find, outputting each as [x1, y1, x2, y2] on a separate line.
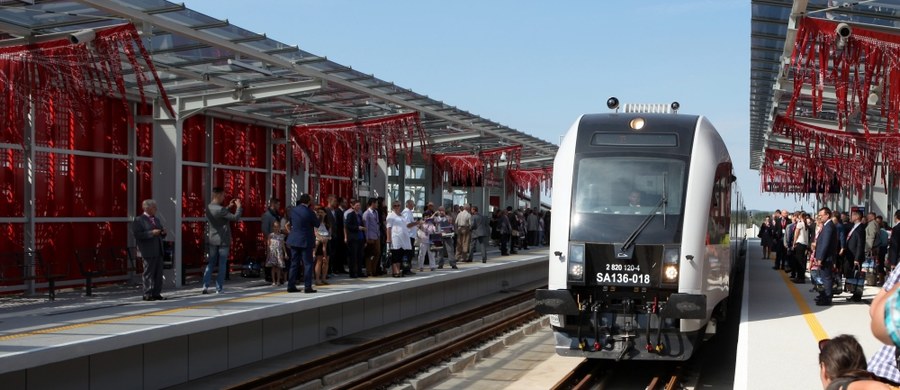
[176, 80, 322, 117]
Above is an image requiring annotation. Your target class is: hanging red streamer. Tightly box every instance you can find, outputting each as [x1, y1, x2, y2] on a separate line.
[759, 115, 900, 198]
[431, 152, 484, 189]
[0, 23, 174, 145]
[479, 145, 522, 179]
[291, 112, 427, 179]
[789, 17, 900, 132]
[506, 167, 553, 196]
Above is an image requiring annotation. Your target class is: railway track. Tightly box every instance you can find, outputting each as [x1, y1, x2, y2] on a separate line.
[551, 358, 688, 390]
[225, 287, 543, 390]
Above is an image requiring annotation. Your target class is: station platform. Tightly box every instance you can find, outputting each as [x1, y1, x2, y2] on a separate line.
[0, 250, 547, 390]
[735, 240, 885, 389]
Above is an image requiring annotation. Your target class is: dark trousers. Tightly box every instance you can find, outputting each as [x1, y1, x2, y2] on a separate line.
[774, 243, 786, 269]
[142, 256, 163, 297]
[365, 239, 381, 276]
[819, 261, 834, 302]
[527, 231, 538, 247]
[792, 244, 807, 280]
[469, 236, 487, 262]
[288, 245, 315, 291]
[347, 238, 364, 277]
[500, 233, 510, 255]
[330, 238, 347, 273]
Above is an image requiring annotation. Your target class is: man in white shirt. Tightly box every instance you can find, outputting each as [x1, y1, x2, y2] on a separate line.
[386, 201, 416, 277]
[791, 211, 810, 283]
[401, 199, 421, 275]
[455, 204, 473, 263]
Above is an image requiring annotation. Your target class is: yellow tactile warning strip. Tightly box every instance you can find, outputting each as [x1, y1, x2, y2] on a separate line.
[0, 290, 290, 342]
[778, 270, 829, 342]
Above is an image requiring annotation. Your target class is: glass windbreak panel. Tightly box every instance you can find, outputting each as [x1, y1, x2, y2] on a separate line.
[573, 157, 686, 216]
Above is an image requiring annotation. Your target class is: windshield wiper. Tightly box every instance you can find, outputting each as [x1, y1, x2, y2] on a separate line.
[616, 184, 669, 259]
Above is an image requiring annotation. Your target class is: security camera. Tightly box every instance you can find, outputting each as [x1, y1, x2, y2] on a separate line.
[671, 101, 680, 112]
[606, 97, 619, 110]
[69, 30, 96, 44]
[836, 23, 852, 39]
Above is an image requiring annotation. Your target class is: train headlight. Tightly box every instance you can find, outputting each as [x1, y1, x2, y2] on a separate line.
[568, 243, 585, 281]
[662, 247, 680, 283]
[630, 118, 645, 130]
[664, 265, 679, 280]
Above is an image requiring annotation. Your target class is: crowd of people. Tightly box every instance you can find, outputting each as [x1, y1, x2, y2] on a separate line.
[759, 207, 900, 388]
[258, 194, 552, 292]
[759, 208, 897, 305]
[132, 190, 551, 297]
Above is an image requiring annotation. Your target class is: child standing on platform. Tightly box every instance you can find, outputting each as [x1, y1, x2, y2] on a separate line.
[267, 220, 287, 286]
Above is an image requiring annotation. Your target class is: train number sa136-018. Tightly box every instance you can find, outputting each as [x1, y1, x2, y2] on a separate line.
[595, 272, 651, 285]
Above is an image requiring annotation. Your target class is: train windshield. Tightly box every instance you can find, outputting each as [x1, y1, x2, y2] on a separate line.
[573, 157, 686, 216]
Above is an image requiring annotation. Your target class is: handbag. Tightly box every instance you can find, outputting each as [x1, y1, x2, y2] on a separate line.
[844, 266, 866, 296]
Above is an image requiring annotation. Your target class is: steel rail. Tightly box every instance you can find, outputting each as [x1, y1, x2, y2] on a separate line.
[226, 287, 542, 390]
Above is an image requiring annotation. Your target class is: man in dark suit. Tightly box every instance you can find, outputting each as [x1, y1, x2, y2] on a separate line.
[133, 199, 167, 301]
[772, 210, 787, 270]
[329, 196, 347, 274]
[344, 199, 365, 278]
[814, 207, 840, 306]
[888, 210, 900, 274]
[845, 211, 867, 301]
[287, 193, 320, 293]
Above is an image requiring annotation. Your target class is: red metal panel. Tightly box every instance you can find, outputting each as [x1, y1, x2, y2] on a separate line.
[181, 221, 206, 269]
[309, 177, 353, 206]
[272, 128, 286, 171]
[213, 119, 267, 168]
[0, 223, 22, 253]
[182, 165, 207, 218]
[136, 103, 153, 158]
[34, 97, 128, 154]
[135, 161, 153, 215]
[182, 115, 206, 163]
[34, 153, 128, 217]
[35, 222, 128, 282]
[0, 148, 23, 218]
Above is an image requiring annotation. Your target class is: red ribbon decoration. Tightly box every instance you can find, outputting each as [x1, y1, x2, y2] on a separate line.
[431, 152, 484, 189]
[0, 23, 175, 145]
[760, 115, 900, 198]
[506, 167, 553, 196]
[479, 145, 522, 179]
[789, 17, 900, 133]
[290, 112, 426, 179]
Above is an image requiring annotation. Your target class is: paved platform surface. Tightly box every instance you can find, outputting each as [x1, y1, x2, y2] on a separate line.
[0, 247, 546, 377]
[736, 240, 885, 390]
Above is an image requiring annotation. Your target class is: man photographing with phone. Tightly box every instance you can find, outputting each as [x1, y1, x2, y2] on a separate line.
[203, 187, 242, 294]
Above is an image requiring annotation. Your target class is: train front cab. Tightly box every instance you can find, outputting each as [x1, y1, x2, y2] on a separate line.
[535, 111, 736, 361]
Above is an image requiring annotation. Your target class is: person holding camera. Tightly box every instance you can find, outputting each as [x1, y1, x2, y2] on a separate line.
[203, 187, 243, 294]
[133, 199, 167, 301]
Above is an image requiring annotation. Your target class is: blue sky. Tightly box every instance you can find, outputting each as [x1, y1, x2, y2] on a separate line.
[187, 0, 810, 212]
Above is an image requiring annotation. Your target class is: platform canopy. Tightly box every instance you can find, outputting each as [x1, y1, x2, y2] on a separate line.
[0, 0, 557, 169]
[750, 0, 900, 196]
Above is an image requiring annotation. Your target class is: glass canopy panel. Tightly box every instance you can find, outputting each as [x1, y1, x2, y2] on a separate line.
[0, 3, 101, 27]
[752, 50, 782, 62]
[242, 38, 295, 54]
[751, 21, 788, 36]
[154, 8, 222, 29]
[751, 36, 785, 51]
[203, 24, 261, 42]
[752, 4, 792, 20]
[124, 0, 178, 11]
